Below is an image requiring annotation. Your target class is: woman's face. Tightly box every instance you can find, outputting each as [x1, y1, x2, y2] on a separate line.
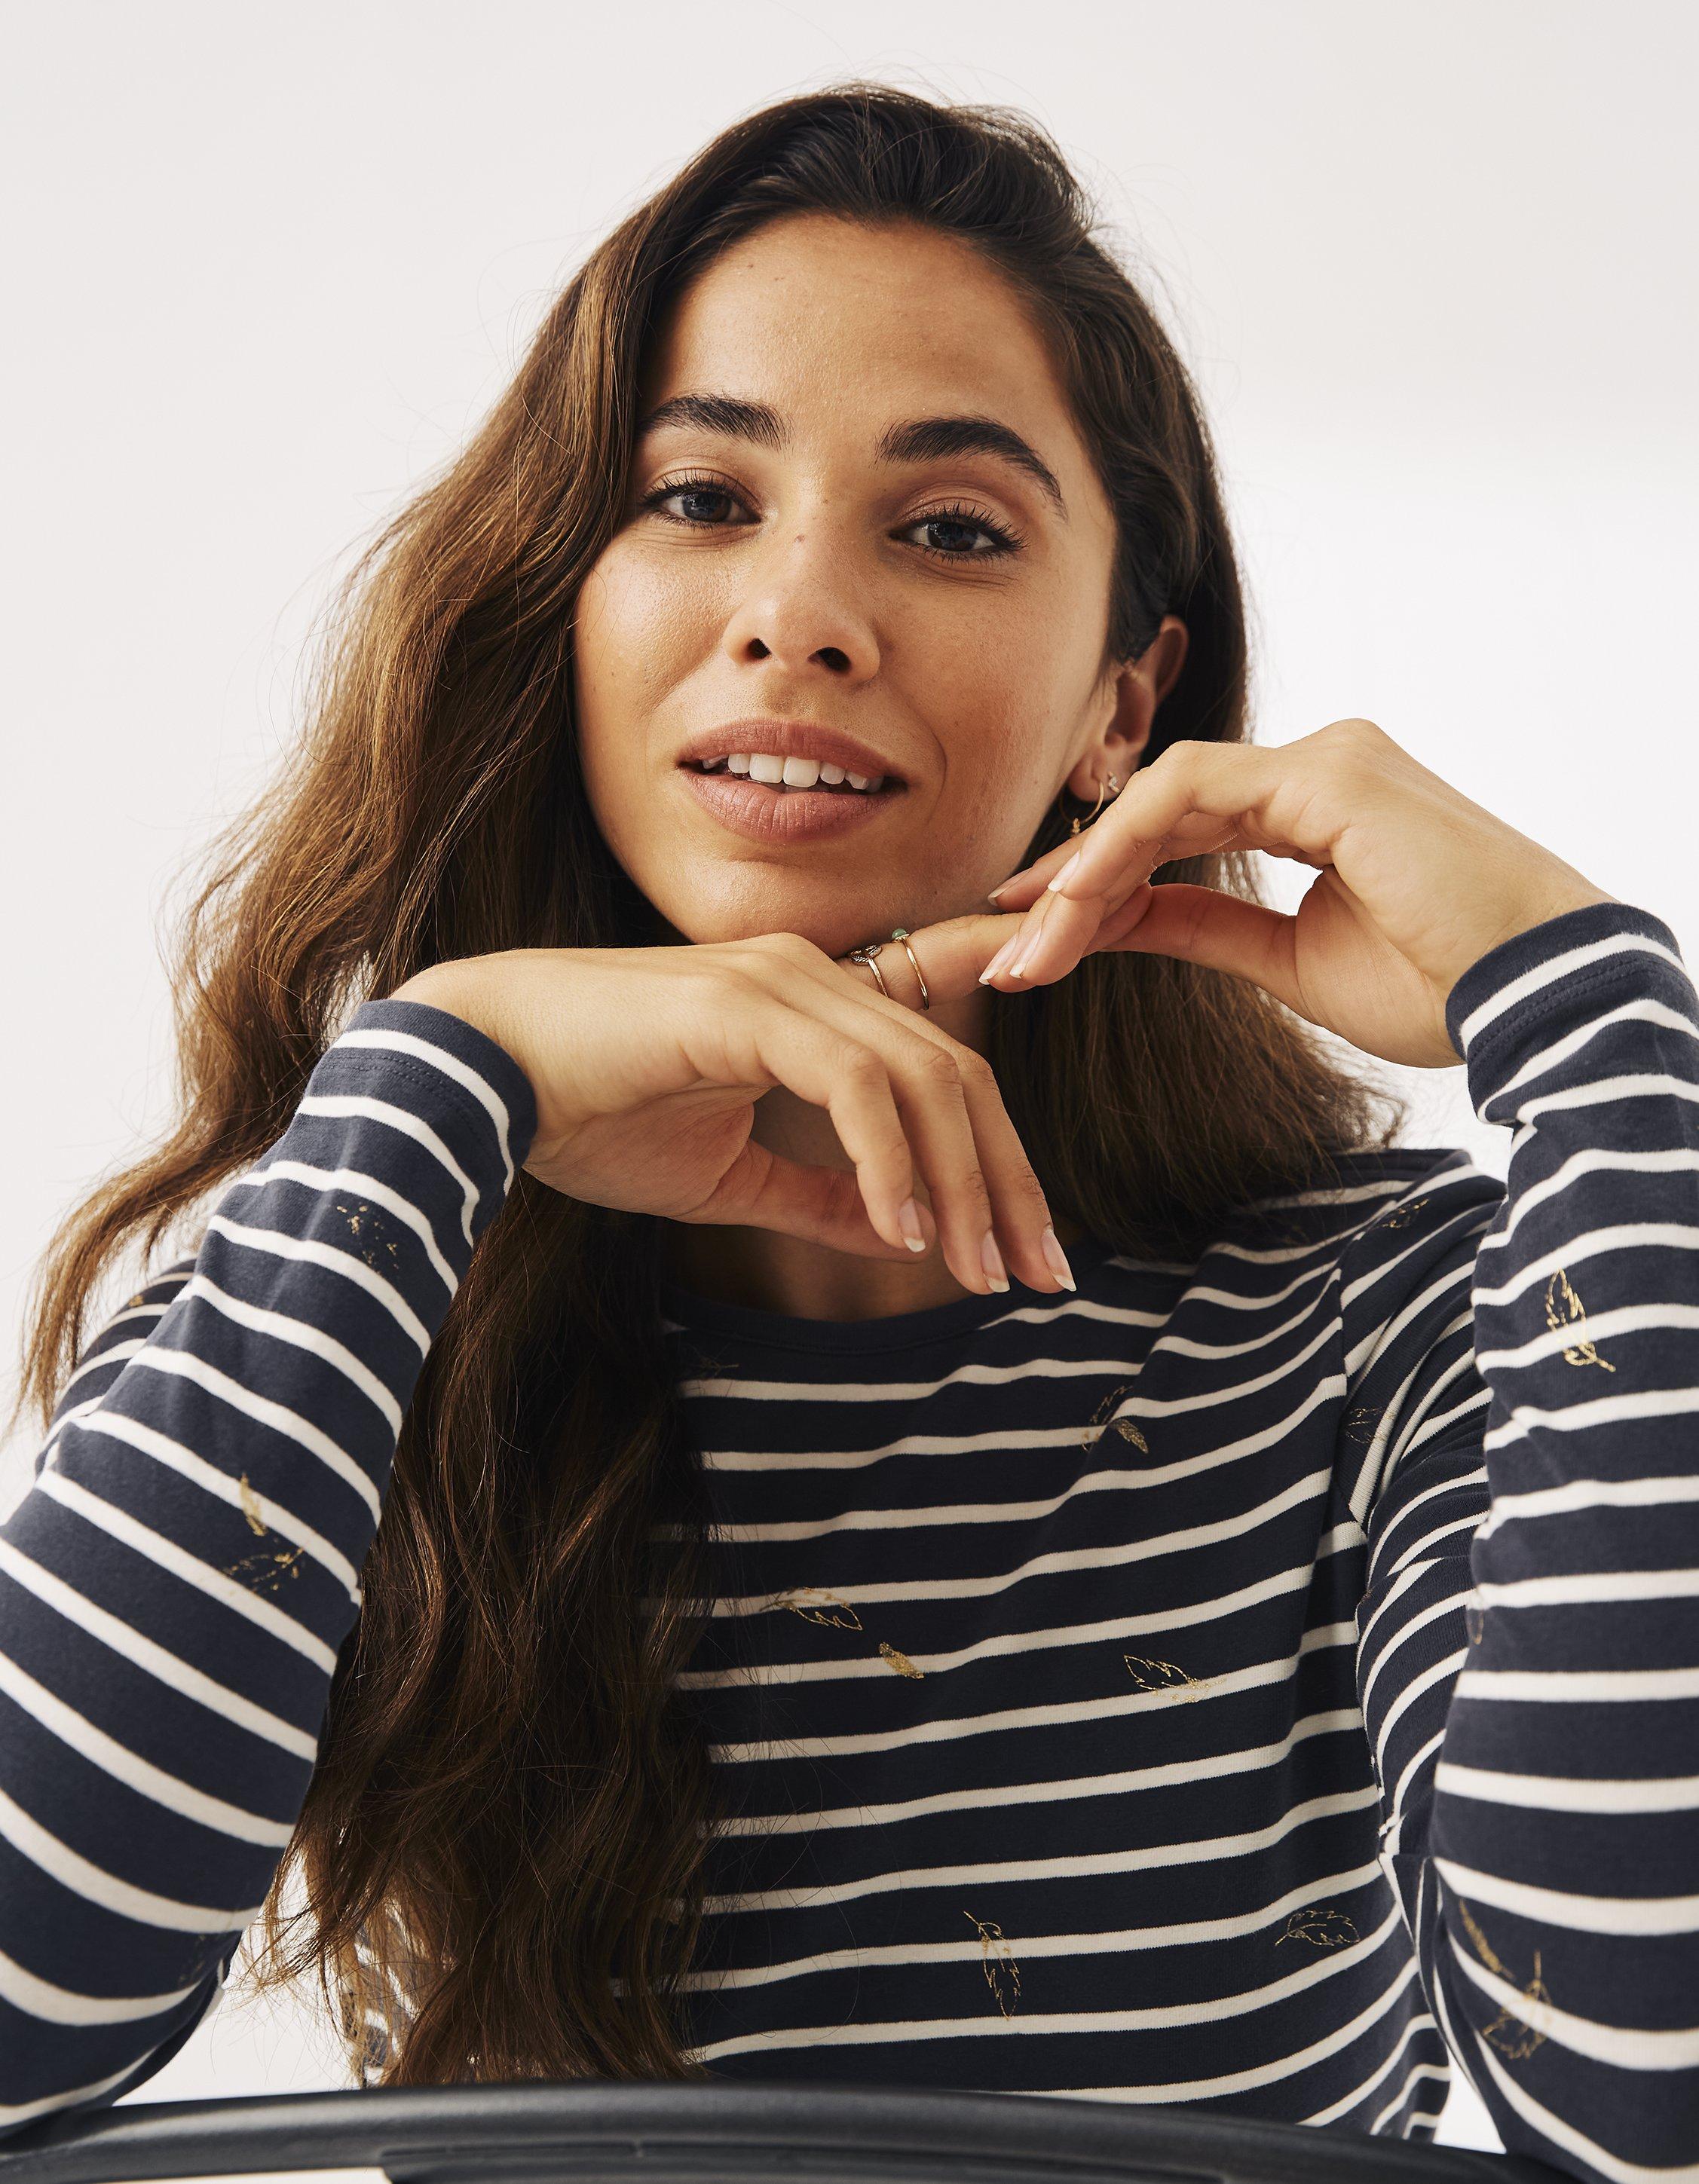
[572, 211, 1182, 955]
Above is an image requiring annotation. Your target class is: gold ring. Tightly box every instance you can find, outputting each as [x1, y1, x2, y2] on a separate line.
[846, 940, 893, 999]
[889, 928, 931, 1011]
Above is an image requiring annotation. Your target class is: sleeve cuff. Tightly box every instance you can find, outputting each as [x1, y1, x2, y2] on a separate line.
[1443, 898, 1694, 1114]
[322, 995, 540, 1208]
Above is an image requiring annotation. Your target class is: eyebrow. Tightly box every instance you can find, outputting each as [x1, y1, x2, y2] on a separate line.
[634, 392, 1068, 521]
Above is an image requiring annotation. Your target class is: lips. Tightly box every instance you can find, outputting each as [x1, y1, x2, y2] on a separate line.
[680, 764, 906, 844]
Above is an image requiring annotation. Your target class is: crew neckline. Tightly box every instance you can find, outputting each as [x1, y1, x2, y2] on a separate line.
[659, 1231, 1126, 1354]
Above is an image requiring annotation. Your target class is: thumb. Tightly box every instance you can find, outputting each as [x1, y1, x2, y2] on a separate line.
[1094, 882, 1302, 1008]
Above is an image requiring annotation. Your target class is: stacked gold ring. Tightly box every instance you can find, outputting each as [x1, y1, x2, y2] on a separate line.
[846, 927, 932, 1011]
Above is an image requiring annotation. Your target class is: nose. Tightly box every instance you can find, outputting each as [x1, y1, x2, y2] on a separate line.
[720, 525, 880, 683]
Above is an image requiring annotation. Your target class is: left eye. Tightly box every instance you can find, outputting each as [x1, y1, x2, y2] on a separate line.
[638, 476, 1021, 561]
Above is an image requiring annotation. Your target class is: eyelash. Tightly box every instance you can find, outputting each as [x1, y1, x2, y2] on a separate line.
[636, 470, 1024, 562]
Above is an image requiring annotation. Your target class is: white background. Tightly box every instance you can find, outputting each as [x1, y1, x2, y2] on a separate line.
[4, 0, 1696, 2164]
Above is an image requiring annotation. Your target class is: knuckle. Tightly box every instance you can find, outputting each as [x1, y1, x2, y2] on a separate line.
[751, 929, 821, 968]
[910, 1042, 964, 1090]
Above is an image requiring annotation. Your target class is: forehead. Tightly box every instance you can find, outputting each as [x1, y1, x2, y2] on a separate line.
[639, 214, 1080, 457]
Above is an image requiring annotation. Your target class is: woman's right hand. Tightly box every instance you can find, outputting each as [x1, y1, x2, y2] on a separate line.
[392, 919, 1076, 1295]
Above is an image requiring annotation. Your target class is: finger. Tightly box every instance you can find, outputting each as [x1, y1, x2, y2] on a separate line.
[830, 913, 1030, 1008]
[781, 945, 1067, 1294]
[1093, 882, 1307, 1014]
[691, 1133, 942, 1263]
[685, 995, 943, 1263]
[986, 818, 1250, 988]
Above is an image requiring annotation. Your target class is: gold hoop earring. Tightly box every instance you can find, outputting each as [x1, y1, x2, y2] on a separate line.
[1067, 772, 1121, 837]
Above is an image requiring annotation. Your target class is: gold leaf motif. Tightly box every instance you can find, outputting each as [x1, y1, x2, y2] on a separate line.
[1276, 1905, 1358, 1950]
[964, 1910, 1021, 2017]
[1465, 1601, 1485, 1647]
[1382, 1196, 1431, 1231]
[1082, 1381, 1145, 1455]
[1122, 1653, 1205, 1699]
[1544, 1268, 1615, 1372]
[879, 1641, 924, 1679]
[1342, 1406, 1382, 1445]
[236, 1473, 268, 1537]
[226, 1472, 306, 1592]
[335, 1198, 401, 1270]
[1458, 1898, 1549, 2060]
[769, 1586, 863, 1632]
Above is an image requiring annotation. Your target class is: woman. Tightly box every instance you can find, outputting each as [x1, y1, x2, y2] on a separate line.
[2, 81, 1691, 2180]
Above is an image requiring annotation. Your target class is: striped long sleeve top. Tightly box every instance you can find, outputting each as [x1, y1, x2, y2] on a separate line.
[2, 896, 1696, 2181]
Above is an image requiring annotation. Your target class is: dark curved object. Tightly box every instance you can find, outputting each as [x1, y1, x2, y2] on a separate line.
[0, 2082, 1568, 2184]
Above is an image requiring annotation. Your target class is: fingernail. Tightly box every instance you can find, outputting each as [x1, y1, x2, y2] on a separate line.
[1009, 936, 1039, 980]
[898, 1198, 928, 1251]
[1046, 850, 1082, 895]
[978, 934, 1021, 985]
[986, 884, 1009, 904]
[981, 1229, 1010, 1292]
[1040, 1224, 1076, 1291]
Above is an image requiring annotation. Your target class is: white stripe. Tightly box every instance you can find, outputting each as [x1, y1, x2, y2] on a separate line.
[679, 1563, 1352, 1694]
[721, 1709, 1362, 1835]
[694, 1904, 1402, 2055]
[706, 1467, 1334, 1618]
[0, 1648, 292, 1847]
[35, 1467, 341, 1672]
[1047, 1959, 1419, 2101]
[335, 1023, 517, 1193]
[1475, 1566, 1699, 1610]
[0, 1778, 262, 1932]
[1477, 1469, 1699, 1544]
[173, 1271, 403, 1436]
[205, 1212, 430, 1351]
[1436, 1758, 1699, 1815]
[42, 1406, 360, 1607]
[1486, 1381, 1699, 1454]
[1436, 1856, 1699, 1938]
[704, 1788, 1379, 1917]
[695, 1317, 1343, 1461]
[709, 1637, 1355, 1765]
[679, 1861, 1385, 1994]
[1455, 1661, 1699, 1703]
[0, 1537, 317, 1759]
[0, 1937, 209, 2028]
[117, 1344, 383, 1526]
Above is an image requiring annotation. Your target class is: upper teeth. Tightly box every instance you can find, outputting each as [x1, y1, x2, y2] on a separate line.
[709, 752, 884, 792]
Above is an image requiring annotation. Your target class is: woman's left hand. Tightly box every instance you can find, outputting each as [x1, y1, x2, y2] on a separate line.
[979, 717, 1618, 1069]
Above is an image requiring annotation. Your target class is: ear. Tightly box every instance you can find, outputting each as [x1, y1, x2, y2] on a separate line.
[1069, 615, 1190, 798]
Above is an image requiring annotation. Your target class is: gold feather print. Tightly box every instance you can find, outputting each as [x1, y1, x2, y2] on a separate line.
[964, 1910, 1021, 2017]
[768, 1586, 864, 1632]
[1458, 1898, 1550, 2060]
[1545, 1268, 1615, 1371]
[1122, 1654, 1205, 1699]
[1275, 1906, 1359, 1950]
[878, 1641, 924, 1678]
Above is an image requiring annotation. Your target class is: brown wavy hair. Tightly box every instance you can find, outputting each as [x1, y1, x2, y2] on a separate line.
[12, 81, 1408, 2083]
